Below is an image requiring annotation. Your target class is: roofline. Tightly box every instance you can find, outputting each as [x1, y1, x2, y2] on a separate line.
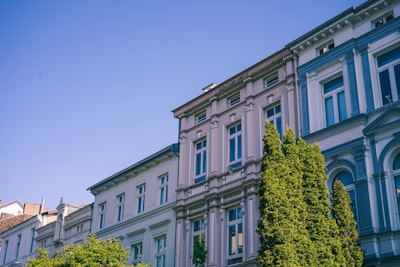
[87, 143, 179, 192]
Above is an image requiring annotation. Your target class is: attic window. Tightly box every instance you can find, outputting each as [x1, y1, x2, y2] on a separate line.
[373, 12, 394, 28]
[318, 41, 335, 55]
[264, 73, 279, 88]
[195, 111, 207, 124]
[228, 93, 240, 107]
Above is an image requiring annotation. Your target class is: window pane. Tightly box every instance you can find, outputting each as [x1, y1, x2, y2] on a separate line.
[393, 154, 400, 170]
[324, 76, 344, 93]
[337, 91, 347, 121]
[267, 108, 274, 117]
[379, 69, 392, 105]
[395, 176, 400, 218]
[229, 225, 236, 255]
[276, 117, 282, 139]
[394, 64, 400, 99]
[325, 96, 334, 126]
[196, 153, 201, 175]
[202, 151, 207, 173]
[230, 138, 235, 162]
[337, 171, 353, 186]
[237, 135, 242, 160]
[377, 46, 400, 67]
[229, 209, 236, 221]
[238, 223, 243, 253]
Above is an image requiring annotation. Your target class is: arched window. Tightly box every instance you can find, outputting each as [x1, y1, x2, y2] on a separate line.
[335, 171, 358, 222]
[392, 153, 400, 217]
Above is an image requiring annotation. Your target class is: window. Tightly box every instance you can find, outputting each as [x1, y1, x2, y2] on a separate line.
[40, 239, 47, 248]
[15, 234, 21, 259]
[373, 12, 394, 28]
[131, 242, 143, 264]
[377, 46, 400, 106]
[195, 111, 207, 124]
[137, 184, 146, 213]
[30, 228, 35, 253]
[229, 123, 242, 169]
[195, 139, 207, 183]
[117, 193, 125, 222]
[323, 76, 347, 126]
[228, 93, 240, 107]
[159, 174, 169, 205]
[335, 171, 358, 222]
[392, 153, 400, 220]
[319, 41, 335, 55]
[192, 217, 206, 255]
[264, 73, 279, 88]
[77, 224, 84, 233]
[265, 103, 282, 139]
[3, 240, 8, 264]
[99, 202, 106, 229]
[227, 207, 243, 265]
[155, 235, 167, 267]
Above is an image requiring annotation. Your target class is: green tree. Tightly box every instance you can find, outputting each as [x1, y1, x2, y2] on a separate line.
[299, 141, 345, 266]
[26, 234, 131, 267]
[257, 122, 311, 266]
[332, 180, 364, 266]
[192, 235, 207, 267]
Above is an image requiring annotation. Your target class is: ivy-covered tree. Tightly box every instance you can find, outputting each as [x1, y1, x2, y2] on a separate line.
[299, 141, 345, 266]
[332, 179, 364, 267]
[26, 234, 130, 267]
[192, 235, 207, 267]
[257, 122, 312, 266]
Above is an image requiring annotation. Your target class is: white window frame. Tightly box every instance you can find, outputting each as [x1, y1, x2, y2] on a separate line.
[137, 184, 146, 214]
[192, 217, 206, 257]
[99, 202, 106, 229]
[131, 242, 143, 264]
[194, 139, 207, 183]
[322, 75, 347, 127]
[195, 111, 207, 124]
[117, 193, 125, 222]
[15, 234, 21, 259]
[265, 102, 282, 139]
[228, 123, 242, 169]
[376, 46, 400, 106]
[155, 235, 167, 267]
[227, 206, 243, 265]
[264, 72, 279, 88]
[159, 174, 169, 205]
[227, 93, 240, 107]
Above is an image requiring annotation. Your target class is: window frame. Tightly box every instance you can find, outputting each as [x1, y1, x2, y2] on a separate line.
[99, 202, 106, 229]
[117, 193, 125, 222]
[228, 123, 242, 169]
[265, 102, 282, 139]
[334, 171, 358, 223]
[373, 11, 394, 29]
[159, 174, 169, 205]
[227, 93, 241, 107]
[131, 242, 143, 264]
[194, 138, 207, 183]
[227, 206, 243, 265]
[137, 184, 146, 214]
[376, 46, 400, 106]
[318, 40, 335, 55]
[195, 111, 207, 124]
[322, 75, 347, 127]
[264, 72, 279, 88]
[155, 235, 167, 267]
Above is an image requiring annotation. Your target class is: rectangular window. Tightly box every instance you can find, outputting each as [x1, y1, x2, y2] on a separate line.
[195, 111, 207, 124]
[319, 41, 335, 55]
[229, 124, 242, 168]
[3, 240, 8, 264]
[159, 174, 169, 205]
[131, 242, 143, 264]
[228, 93, 240, 107]
[30, 228, 35, 253]
[373, 12, 394, 28]
[193, 217, 206, 256]
[117, 193, 125, 222]
[377, 46, 400, 106]
[15, 234, 21, 259]
[155, 235, 167, 267]
[264, 73, 279, 88]
[195, 139, 207, 183]
[323, 76, 347, 126]
[137, 184, 146, 213]
[99, 202, 106, 229]
[227, 207, 243, 265]
[265, 103, 282, 139]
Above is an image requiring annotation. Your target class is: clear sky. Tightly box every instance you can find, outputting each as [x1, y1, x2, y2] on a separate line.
[0, 0, 365, 210]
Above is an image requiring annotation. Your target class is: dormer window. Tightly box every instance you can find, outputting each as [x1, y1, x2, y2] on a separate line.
[373, 12, 394, 28]
[319, 41, 335, 55]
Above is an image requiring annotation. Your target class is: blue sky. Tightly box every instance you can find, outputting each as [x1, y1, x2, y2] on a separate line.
[0, 0, 365, 210]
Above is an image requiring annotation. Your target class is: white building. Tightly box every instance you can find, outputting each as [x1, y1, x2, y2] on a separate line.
[87, 144, 179, 266]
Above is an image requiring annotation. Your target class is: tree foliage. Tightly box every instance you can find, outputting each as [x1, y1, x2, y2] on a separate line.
[258, 122, 363, 266]
[332, 180, 364, 267]
[192, 235, 207, 267]
[26, 234, 131, 267]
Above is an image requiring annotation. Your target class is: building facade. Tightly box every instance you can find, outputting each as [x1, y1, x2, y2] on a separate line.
[173, 48, 299, 267]
[87, 144, 179, 267]
[286, 0, 400, 265]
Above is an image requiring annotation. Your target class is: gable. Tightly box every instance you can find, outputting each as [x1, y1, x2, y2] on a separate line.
[363, 107, 400, 136]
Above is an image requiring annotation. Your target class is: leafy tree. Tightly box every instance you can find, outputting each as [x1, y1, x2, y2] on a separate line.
[192, 235, 207, 267]
[332, 180, 364, 266]
[257, 122, 311, 266]
[299, 141, 345, 266]
[26, 234, 130, 267]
